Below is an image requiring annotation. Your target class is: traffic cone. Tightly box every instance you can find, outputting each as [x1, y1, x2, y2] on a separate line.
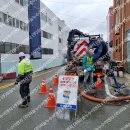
[95, 75, 102, 89]
[44, 86, 56, 108]
[48, 85, 54, 93]
[39, 80, 47, 94]
[53, 73, 59, 86]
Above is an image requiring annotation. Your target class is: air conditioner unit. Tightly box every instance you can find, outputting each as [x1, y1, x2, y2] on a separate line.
[115, 25, 120, 35]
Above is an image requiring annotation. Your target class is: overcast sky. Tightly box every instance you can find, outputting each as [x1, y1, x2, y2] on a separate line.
[41, 0, 113, 40]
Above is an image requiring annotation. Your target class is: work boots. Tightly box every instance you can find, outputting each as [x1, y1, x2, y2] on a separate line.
[27, 96, 31, 102]
[18, 98, 28, 108]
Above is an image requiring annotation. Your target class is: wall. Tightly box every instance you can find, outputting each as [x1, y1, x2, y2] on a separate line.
[0, 0, 70, 56]
[0, 0, 69, 76]
[107, 6, 114, 43]
[1, 54, 65, 74]
[107, 6, 114, 60]
[113, 0, 122, 61]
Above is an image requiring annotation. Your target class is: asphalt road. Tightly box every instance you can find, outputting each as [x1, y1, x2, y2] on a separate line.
[0, 66, 130, 130]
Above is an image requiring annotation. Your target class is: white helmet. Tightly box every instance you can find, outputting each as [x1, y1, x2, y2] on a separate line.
[89, 49, 94, 54]
[18, 52, 25, 58]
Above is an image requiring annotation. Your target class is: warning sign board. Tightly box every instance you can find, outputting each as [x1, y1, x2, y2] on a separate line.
[56, 75, 79, 110]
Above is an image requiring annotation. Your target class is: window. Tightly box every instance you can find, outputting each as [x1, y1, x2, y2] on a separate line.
[20, 21, 24, 30]
[15, 0, 19, 4]
[126, 29, 130, 42]
[116, 0, 120, 5]
[5, 43, 11, 53]
[13, 18, 16, 27]
[0, 42, 30, 54]
[48, 17, 52, 25]
[0, 42, 5, 53]
[41, 12, 47, 22]
[116, 39, 119, 52]
[8, 15, 13, 26]
[16, 44, 21, 54]
[115, 8, 120, 25]
[42, 48, 53, 55]
[19, 44, 26, 53]
[48, 33, 53, 39]
[58, 26, 62, 31]
[42, 48, 47, 54]
[20, 0, 24, 6]
[25, 24, 29, 31]
[59, 38, 62, 43]
[11, 43, 17, 54]
[0, 12, 27, 31]
[25, 45, 29, 54]
[23, 23, 26, 31]
[3, 13, 8, 24]
[42, 31, 53, 39]
[43, 31, 48, 38]
[48, 49, 53, 54]
[15, 0, 27, 6]
[0, 12, 2, 22]
[23, 0, 28, 6]
[16, 19, 20, 28]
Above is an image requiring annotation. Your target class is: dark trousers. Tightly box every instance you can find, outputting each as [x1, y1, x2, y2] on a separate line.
[20, 83, 30, 99]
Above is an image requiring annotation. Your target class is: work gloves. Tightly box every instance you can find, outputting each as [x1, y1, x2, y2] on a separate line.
[84, 69, 87, 74]
[14, 81, 18, 85]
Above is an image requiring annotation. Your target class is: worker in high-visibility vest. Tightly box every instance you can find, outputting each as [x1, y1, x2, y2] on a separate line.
[82, 49, 94, 88]
[15, 52, 33, 108]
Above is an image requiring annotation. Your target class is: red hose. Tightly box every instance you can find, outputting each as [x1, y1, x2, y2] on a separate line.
[78, 87, 130, 103]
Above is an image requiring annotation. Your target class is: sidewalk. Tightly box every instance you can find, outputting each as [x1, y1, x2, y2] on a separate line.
[0, 66, 62, 89]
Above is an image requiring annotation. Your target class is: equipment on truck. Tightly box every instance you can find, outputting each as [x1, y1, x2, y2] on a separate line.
[65, 29, 129, 97]
[66, 29, 108, 80]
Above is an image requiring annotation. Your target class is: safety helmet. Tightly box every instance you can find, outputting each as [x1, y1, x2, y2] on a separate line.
[18, 52, 25, 58]
[89, 49, 94, 54]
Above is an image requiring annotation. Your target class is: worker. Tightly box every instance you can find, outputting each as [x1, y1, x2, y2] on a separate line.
[83, 49, 94, 88]
[15, 52, 33, 108]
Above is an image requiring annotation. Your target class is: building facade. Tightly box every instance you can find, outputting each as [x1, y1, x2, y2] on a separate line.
[107, 6, 114, 44]
[112, 0, 130, 72]
[113, 0, 123, 61]
[107, 6, 114, 59]
[0, 0, 70, 75]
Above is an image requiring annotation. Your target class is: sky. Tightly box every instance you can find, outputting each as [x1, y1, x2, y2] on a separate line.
[41, 0, 113, 41]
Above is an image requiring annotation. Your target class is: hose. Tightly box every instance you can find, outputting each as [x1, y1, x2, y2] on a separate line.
[81, 91, 130, 103]
[78, 86, 130, 103]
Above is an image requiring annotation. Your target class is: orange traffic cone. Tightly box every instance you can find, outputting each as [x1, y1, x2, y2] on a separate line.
[95, 75, 102, 89]
[48, 85, 54, 93]
[44, 86, 56, 108]
[39, 80, 47, 94]
[53, 73, 59, 86]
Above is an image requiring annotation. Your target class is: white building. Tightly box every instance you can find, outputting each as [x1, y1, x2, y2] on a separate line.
[0, 0, 70, 76]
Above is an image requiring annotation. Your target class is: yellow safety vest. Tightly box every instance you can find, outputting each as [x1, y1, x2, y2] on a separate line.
[18, 58, 33, 75]
[86, 56, 93, 66]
